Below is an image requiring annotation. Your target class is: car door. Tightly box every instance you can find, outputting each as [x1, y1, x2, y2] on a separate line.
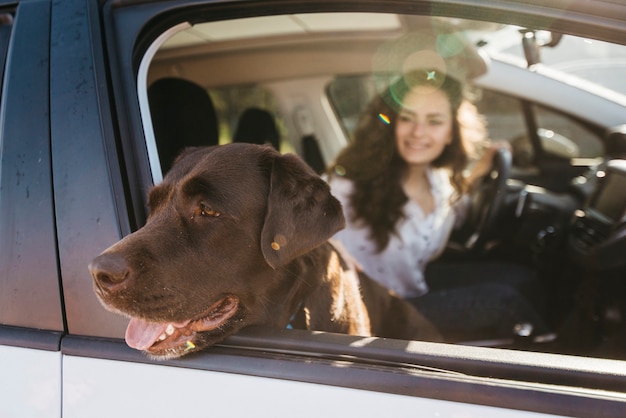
[55, 1, 626, 417]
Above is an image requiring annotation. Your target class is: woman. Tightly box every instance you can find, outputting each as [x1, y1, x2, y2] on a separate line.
[328, 70, 547, 342]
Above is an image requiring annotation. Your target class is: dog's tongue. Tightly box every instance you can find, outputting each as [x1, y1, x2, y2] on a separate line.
[125, 319, 172, 350]
[124, 297, 239, 351]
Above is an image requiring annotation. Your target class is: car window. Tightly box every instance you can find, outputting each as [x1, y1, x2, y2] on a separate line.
[475, 27, 626, 96]
[533, 103, 604, 159]
[473, 88, 604, 166]
[472, 88, 526, 144]
[118, 7, 626, 365]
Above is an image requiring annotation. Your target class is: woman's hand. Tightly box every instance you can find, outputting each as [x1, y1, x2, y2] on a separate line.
[465, 141, 511, 188]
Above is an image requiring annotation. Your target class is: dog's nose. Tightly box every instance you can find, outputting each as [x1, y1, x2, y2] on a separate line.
[89, 253, 130, 291]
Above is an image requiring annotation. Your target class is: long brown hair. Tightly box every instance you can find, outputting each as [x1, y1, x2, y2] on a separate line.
[329, 70, 487, 252]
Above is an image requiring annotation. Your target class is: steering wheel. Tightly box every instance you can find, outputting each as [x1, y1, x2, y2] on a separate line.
[463, 147, 512, 252]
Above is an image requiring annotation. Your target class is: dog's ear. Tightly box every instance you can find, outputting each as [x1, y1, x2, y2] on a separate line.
[261, 153, 345, 269]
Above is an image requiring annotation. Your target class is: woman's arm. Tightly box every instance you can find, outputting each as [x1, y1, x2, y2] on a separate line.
[464, 141, 511, 188]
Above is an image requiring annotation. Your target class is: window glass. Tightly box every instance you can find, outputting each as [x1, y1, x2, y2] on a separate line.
[328, 76, 530, 149]
[534, 104, 603, 158]
[138, 10, 626, 361]
[327, 75, 377, 140]
[329, 76, 605, 162]
[472, 88, 526, 144]
[473, 88, 604, 165]
[471, 88, 531, 166]
[475, 29, 626, 96]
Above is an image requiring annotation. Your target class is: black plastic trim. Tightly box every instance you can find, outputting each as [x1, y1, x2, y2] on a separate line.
[226, 327, 626, 393]
[0, 325, 63, 352]
[0, 0, 65, 331]
[61, 327, 626, 417]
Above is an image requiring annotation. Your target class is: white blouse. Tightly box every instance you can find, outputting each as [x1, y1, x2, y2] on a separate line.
[328, 169, 468, 298]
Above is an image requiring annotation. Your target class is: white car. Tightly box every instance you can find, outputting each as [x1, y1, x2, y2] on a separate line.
[1, 0, 626, 417]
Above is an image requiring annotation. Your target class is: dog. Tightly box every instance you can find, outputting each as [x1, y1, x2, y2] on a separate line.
[89, 143, 441, 359]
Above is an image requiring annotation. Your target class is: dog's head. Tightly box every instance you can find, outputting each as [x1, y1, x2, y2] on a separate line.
[89, 143, 344, 359]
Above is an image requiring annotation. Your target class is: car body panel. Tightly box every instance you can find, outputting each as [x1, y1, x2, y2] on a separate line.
[62, 353, 563, 418]
[0, 345, 62, 418]
[57, 329, 626, 417]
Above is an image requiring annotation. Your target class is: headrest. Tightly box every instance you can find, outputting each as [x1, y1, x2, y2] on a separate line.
[606, 124, 626, 158]
[233, 107, 280, 150]
[148, 78, 219, 173]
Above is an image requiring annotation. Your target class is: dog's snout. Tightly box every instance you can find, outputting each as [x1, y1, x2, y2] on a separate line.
[89, 253, 131, 291]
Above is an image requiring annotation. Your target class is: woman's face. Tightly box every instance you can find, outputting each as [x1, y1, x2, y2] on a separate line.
[394, 85, 453, 167]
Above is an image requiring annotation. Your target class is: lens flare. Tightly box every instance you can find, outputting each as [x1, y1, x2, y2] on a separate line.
[334, 165, 346, 176]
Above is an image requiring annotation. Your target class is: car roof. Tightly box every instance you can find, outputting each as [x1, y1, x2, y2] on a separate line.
[146, 8, 626, 131]
[148, 13, 490, 87]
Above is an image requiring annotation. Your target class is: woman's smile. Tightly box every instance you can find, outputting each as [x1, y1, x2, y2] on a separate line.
[395, 86, 452, 167]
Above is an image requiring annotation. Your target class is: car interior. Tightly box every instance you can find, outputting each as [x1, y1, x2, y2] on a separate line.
[140, 12, 626, 360]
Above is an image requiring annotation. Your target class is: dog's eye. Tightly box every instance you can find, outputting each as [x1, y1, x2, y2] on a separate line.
[195, 203, 220, 218]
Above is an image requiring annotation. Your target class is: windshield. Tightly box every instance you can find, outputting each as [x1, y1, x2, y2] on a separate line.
[467, 25, 626, 96]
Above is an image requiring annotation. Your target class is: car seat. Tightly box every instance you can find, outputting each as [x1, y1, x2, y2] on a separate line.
[302, 135, 326, 174]
[148, 77, 219, 174]
[233, 107, 280, 150]
[606, 124, 626, 159]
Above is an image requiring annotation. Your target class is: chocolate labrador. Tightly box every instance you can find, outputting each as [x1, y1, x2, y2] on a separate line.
[89, 144, 441, 359]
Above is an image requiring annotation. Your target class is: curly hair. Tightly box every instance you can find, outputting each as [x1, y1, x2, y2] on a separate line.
[329, 70, 487, 252]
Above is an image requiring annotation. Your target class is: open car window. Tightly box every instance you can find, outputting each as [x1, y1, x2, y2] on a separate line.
[132, 9, 626, 363]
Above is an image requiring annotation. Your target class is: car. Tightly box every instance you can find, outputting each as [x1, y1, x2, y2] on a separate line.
[1, 0, 626, 416]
